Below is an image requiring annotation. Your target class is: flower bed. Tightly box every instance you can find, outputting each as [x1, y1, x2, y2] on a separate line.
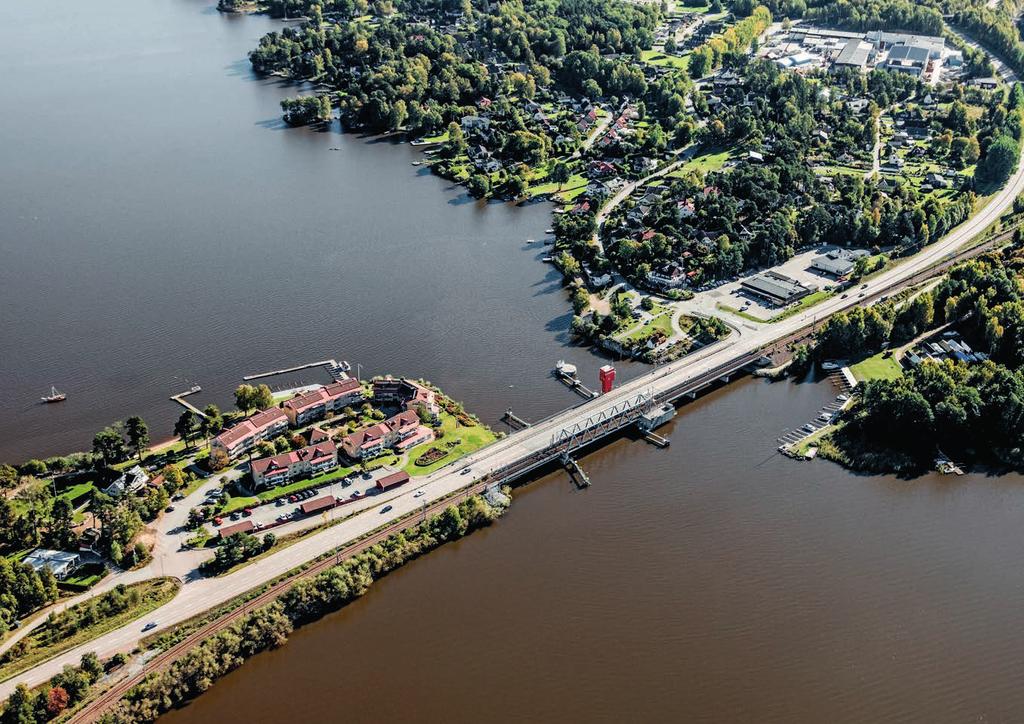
[414, 447, 449, 467]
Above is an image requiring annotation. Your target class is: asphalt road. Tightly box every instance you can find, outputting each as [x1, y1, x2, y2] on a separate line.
[4, 30, 1023, 699]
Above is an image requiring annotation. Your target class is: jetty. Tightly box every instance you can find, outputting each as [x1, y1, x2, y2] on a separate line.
[244, 358, 351, 383]
[502, 409, 531, 430]
[170, 385, 207, 418]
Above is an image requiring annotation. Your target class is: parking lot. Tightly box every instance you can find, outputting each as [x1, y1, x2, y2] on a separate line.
[682, 245, 869, 322]
[204, 464, 410, 538]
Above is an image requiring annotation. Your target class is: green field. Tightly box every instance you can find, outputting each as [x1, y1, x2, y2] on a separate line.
[403, 413, 497, 477]
[671, 147, 731, 176]
[770, 290, 834, 321]
[850, 352, 903, 382]
[640, 49, 690, 71]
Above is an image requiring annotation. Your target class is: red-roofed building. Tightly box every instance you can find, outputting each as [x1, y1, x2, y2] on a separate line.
[376, 471, 410, 492]
[219, 520, 255, 539]
[340, 410, 434, 461]
[300, 495, 337, 515]
[212, 408, 289, 460]
[282, 379, 364, 427]
[250, 440, 339, 489]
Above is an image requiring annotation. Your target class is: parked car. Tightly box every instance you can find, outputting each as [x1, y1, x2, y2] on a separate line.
[213, 517, 223, 526]
[165, 505, 175, 513]
[242, 508, 253, 517]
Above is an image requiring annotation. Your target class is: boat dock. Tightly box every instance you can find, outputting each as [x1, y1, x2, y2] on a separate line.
[169, 386, 207, 418]
[642, 431, 670, 447]
[244, 358, 351, 383]
[556, 375, 597, 399]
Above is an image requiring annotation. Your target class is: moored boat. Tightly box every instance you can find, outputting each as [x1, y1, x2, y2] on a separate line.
[41, 386, 66, 403]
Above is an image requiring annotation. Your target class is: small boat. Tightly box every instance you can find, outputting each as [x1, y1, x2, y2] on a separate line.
[555, 360, 578, 379]
[542, 256, 554, 263]
[411, 161, 422, 166]
[189, 384, 202, 394]
[526, 238, 535, 244]
[545, 228, 554, 234]
[41, 386, 66, 404]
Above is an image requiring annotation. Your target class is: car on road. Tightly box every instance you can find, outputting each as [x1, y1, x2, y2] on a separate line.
[380, 505, 393, 513]
[861, 283, 868, 289]
[172, 493, 185, 501]
[460, 467, 471, 475]
[857, 292, 865, 297]
[414, 490, 425, 498]
[142, 622, 158, 632]
[165, 505, 175, 513]
[841, 293, 848, 298]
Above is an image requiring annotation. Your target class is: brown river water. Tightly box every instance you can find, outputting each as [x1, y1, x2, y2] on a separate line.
[4, 3, 1024, 722]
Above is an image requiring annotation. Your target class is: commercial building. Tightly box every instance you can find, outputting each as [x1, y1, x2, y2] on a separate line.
[212, 407, 290, 460]
[810, 249, 869, 278]
[281, 379, 364, 427]
[250, 439, 339, 489]
[23, 549, 81, 580]
[372, 377, 441, 421]
[741, 271, 817, 307]
[340, 409, 434, 460]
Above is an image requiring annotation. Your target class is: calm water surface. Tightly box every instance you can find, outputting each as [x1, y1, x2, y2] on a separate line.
[5, 3, 1024, 723]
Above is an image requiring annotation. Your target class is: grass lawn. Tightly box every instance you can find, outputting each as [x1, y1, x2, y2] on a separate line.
[671, 147, 731, 177]
[770, 290, 834, 322]
[640, 49, 690, 71]
[418, 130, 449, 144]
[403, 413, 497, 477]
[717, 303, 768, 323]
[529, 173, 588, 199]
[0, 578, 180, 683]
[850, 352, 903, 382]
[58, 481, 95, 504]
[61, 563, 107, 589]
[618, 310, 678, 342]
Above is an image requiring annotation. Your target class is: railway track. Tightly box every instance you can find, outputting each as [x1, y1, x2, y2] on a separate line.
[68, 481, 496, 723]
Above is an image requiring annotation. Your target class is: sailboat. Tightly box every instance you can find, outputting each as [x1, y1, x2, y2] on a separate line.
[41, 386, 66, 403]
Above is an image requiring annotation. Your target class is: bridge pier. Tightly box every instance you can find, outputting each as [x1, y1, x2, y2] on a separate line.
[560, 453, 591, 488]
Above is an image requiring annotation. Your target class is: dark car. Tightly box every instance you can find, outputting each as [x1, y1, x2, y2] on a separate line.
[142, 622, 158, 632]
[380, 505, 393, 514]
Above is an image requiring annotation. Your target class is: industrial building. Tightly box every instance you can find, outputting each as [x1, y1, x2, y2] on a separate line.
[810, 249, 869, 278]
[834, 39, 873, 70]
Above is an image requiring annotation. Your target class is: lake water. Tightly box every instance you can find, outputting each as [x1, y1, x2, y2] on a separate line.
[5, 3, 1024, 723]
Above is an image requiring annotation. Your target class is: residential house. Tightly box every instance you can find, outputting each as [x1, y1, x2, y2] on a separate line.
[372, 377, 440, 421]
[281, 379, 364, 427]
[250, 440, 339, 489]
[340, 410, 434, 460]
[23, 549, 81, 580]
[212, 407, 290, 460]
[103, 465, 149, 496]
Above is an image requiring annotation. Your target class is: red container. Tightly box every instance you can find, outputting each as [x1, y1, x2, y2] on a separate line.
[599, 365, 616, 394]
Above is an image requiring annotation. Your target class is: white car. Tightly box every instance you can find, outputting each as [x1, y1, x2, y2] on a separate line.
[414, 490, 425, 498]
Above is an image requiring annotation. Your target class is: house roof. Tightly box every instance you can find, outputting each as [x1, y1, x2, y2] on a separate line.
[251, 441, 336, 477]
[376, 471, 410, 491]
[342, 410, 420, 450]
[219, 520, 255, 538]
[300, 496, 336, 515]
[214, 408, 288, 448]
[283, 379, 362, 415]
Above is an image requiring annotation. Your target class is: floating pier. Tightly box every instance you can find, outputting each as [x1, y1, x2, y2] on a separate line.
[169, 385, 207, 418]
[555, 375, 597, 399]
[244, 358, 351, 382]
